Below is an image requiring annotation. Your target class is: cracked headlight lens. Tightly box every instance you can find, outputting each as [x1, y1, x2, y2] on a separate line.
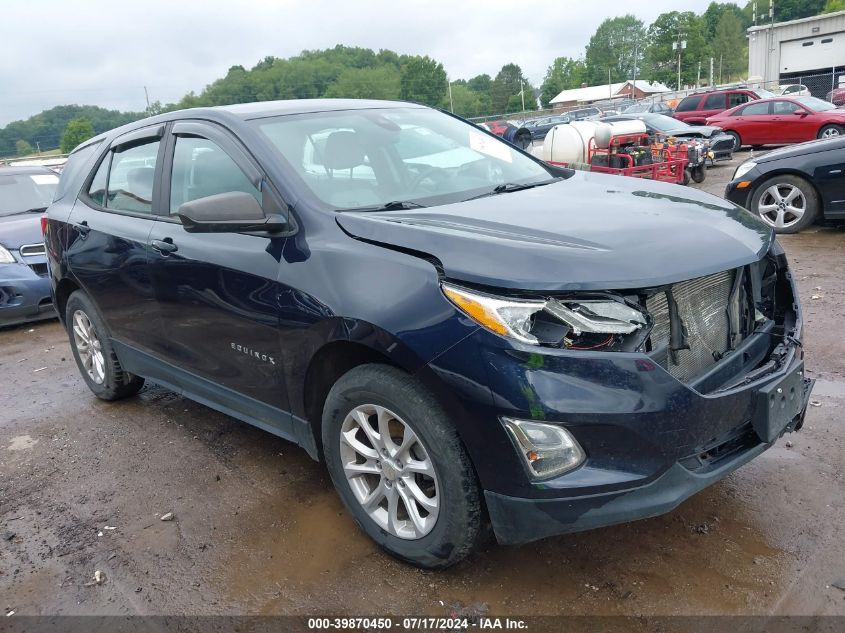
[442, 283, 646, 348]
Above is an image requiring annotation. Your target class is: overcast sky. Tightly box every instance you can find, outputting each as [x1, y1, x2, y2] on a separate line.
[0, 0, 713, 126]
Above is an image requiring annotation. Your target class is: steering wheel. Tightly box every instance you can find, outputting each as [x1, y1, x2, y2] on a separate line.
[407, 165, 448, 191]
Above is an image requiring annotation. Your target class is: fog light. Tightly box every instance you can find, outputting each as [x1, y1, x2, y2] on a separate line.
[502, 418, 585, 480]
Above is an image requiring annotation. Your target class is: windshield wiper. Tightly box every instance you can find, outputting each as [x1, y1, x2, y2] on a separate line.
[339, 200, 427, 212]
[461, 179, 559, 202]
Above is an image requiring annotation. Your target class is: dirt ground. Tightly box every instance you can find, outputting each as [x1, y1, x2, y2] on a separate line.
[1, 153, 843, 619]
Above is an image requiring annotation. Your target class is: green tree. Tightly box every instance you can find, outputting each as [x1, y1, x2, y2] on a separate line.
[713, 12, 748, 82]
[446, 83, 484, 117]
[585, 15, 646, 86]
[703, 2, 748, 39]
[399, 56, 447, 105]
[15, 139, 33, 156]
[467, 74, 491, 94]
[643, 11, 711, 89]
[824, 0, 845, 12]
[59, 118, 96, 154]
[490, 64, 529, 113]
[324, 66, 401, 100]
[742, 0, 825, 23]
[540, 57, 587, 106]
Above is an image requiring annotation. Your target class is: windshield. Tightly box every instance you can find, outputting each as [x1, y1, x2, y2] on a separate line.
[795, 96, 837, 112]
[0, 171, 59, 217]
[253, 107, 553, 211]
[754, 89, 775, 98]
[639, 114, 686, 132]
[624, 104, 649, 113]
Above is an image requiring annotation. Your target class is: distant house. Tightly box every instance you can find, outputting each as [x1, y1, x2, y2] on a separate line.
[549, 80, 671, 111]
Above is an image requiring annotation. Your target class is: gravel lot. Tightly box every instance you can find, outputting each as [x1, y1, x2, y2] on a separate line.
[1, 154, 843, 619]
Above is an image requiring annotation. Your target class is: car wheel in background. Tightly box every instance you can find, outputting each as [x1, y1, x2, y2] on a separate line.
[65, 291, 145, 400]
[691, 165, 706, 183]
[750, 175, 819, 234]
[725, 131, 742, 151]
[321, 364, 484, 568]
[818, 125, 843, 140]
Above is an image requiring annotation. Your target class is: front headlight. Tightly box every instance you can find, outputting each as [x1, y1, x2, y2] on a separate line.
[442, 283, 646, 349]
[0, 245, 16, 264]
[733, 161, 757, 180]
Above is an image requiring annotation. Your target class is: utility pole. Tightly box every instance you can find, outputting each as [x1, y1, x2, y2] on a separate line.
[143, 86, 151, 112]
[632, 41, 639, 97]
[696, 61, 701, 89]
[672, 30, 687, 91]
[447, 79, 453, 112]
[608, 68, 612, 99]
[520, 80, 525, 112]
[709, 57, 714, 88]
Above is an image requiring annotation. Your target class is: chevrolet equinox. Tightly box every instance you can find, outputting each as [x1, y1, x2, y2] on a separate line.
[45, 100, 813, 568]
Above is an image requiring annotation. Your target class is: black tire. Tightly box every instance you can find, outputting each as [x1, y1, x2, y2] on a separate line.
[65, 291, 144, 400]
[750, 175, 819, 234]
[514, 130, 532, 150]
[691, 164, 706, 183]
[725, 130, 742, 151]
[321, 364, 484, 568]
[682, 168, 691, 186]
[818, 124, 844, 140]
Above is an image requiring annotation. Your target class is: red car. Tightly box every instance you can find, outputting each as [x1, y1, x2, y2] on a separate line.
[672, 88, 771, 125]
[705, 96, 845, 150]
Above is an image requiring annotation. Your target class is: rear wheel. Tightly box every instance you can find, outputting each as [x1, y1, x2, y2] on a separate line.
[725, 130, 742, 151]
[818, 124, 843, 140]
[691, 164, 706, 183]
[65, 291, 144, 400]
[750, 175, 819, 234]
[321, 364, 484, 568]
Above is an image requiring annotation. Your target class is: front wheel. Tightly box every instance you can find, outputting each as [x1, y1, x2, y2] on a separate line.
[818, 124, 843, 140]
[691, 164, 706, 183]
[65, 291, 144, 400]
[321, 364, 484, 568]
[750, 175, 819, 234]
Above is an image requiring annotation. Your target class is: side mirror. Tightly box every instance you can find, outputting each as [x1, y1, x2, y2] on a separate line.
[177, 191, 288, 233]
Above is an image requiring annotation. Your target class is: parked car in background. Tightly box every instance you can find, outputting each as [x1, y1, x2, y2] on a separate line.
[673, 88, 773, 125]
[825, 88, 845, 106]
[725, 136, 845, 233]
[706, 96, 845, 150]
[566, 106, 602, 121]
[0, 166, 59, 327]
[623, 101, 674, 115]
[603, 112, 735, 161]
[777, 84, 810, 97]
[521, 114, 570, 140]
[47, 98, 811, 568]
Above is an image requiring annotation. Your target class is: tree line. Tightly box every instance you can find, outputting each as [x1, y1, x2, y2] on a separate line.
[0, 1, 833, 156]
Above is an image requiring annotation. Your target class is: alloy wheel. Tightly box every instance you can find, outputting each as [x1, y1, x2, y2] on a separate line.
[339, 404, 439, 540]
[821, 126, 841, 139]
[72, 310, 106, 384]
[757, 184, 807, 230]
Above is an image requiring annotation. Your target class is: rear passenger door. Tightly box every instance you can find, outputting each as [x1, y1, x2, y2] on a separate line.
[734, 101, 772, 145]
[66, 125, 164, 351]
[146, 121, 293, 418]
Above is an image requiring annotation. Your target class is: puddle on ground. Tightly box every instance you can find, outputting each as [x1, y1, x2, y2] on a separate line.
[7, 435, 38, 451]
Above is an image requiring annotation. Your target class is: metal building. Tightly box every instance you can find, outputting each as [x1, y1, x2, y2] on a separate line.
[748, 10, 845, 97]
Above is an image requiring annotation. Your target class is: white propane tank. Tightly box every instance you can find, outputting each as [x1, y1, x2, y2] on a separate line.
[593, 120, 648, 149]
[542, 121, 601, 164]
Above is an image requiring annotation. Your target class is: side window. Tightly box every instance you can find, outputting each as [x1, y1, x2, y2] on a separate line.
[703, 94, 726, 110]
[773, 100, 801, 115]
[728, 93, 750, 108]
[674, 96, 700, 112]
[54, 141, 101, 202]
[170, 136, 261, 213]
[738, 102, 770, 116]
[107, 140, 161, 214]
[87, 153, 110, 206]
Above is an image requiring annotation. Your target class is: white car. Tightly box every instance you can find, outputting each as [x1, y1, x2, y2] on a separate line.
[778, 84, 810, 97]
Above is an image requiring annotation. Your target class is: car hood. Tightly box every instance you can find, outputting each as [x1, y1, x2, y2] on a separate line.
[667, 125, 723, 138]
[0, 214, 43, 250]
[756, 136, 845, 163]
[336, 173, 773, 291]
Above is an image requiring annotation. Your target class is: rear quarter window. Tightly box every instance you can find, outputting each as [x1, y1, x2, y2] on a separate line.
[675, 96, 701, 112]
[703, 94, 726, 110]
[53, 141, 102, 202]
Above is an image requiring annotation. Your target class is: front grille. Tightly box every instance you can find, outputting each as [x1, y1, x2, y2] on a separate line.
[647, 269, 745, 383]
[19, 243, 46, 257]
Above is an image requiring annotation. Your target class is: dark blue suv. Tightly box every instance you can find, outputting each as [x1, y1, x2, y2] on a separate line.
[46, 99, 813, 568]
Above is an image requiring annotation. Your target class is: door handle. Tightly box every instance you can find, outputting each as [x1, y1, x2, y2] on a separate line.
[74, 221, 90, 237]
[151, 238, 178, 255]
